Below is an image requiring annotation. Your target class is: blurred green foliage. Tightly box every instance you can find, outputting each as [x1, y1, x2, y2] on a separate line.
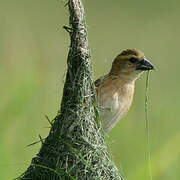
[0, 0, 180, 179]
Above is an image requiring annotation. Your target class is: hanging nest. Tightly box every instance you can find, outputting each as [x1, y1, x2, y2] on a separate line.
[17, 0, 123, 179]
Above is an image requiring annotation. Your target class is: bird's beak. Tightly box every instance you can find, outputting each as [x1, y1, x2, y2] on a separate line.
[136, 58, 154, 71]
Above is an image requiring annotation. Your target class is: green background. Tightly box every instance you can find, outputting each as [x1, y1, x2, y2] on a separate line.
[0, 0, 180, 179]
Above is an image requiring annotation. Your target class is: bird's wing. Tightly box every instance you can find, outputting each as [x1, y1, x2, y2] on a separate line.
[94, 76, 105, 88]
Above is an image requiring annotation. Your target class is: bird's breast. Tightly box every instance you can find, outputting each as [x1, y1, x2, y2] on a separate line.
[97, 77, 134, 132]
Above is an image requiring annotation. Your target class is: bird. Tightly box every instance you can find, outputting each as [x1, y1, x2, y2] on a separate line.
[95, 49, 154, 132]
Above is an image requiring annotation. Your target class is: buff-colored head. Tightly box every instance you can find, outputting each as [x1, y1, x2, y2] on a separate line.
[110, 49, 154, 80]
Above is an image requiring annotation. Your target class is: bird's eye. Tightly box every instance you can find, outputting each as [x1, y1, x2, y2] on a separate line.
[129, 57, 137, 63]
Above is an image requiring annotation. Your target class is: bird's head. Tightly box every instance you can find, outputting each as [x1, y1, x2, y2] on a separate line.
[110, 49, 154, 81]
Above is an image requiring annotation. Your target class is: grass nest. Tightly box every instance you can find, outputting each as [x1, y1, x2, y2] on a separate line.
[17, 0, 123, 179]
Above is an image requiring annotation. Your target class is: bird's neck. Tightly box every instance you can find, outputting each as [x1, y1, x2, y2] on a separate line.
[109, 70, 136, 83]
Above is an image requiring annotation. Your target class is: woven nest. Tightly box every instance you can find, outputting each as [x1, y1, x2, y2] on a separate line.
[17, 0, 123, 179]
